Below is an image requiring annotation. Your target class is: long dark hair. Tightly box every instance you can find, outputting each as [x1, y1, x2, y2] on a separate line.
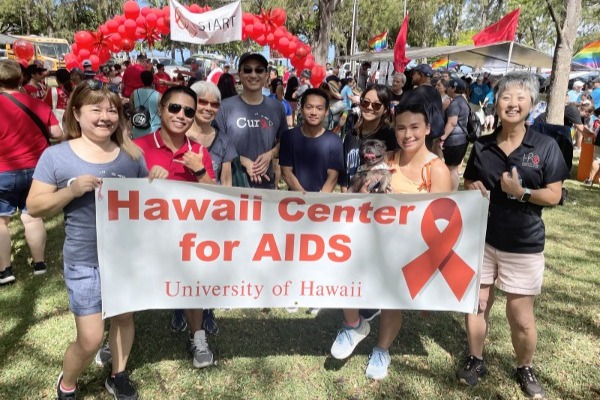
[355, 84, 392, 133]
[217, 73, 237, 99]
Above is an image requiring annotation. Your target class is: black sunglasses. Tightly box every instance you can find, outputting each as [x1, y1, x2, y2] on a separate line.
[85, 80, 105, 91]
[360, 99, 384, 111]
[241, 66, 266, 74]
[166, 103, 196, 118]
[198, 98, 221, 109]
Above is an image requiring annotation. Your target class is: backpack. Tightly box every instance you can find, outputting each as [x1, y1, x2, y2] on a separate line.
[131, 90, 151, 129]
[458, 97, 482, 142]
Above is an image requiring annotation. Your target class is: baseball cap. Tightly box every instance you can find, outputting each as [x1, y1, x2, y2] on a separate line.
[301, 69, 312, 79]
[449, 78, 466, 91]
[412, 64, 434, 77]
[573, 80, 584, 87]
[82, 60, 92, 67]
[238, 52, 268, 70]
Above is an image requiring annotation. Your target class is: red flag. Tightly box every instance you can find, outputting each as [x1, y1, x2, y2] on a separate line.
[394, 14, 410, 72]
[473, 8, 520, 46]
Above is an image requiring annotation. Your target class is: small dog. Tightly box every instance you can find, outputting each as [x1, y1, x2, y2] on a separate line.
[348, 139, 393, 193]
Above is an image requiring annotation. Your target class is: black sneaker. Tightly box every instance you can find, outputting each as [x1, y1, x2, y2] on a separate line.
[0, 267, 16, 285]
[32, 261, 47, 275]
[105, 372, 138, 400]
[359, 309, 381, 322]
[202, 309, 219, 335]
[169, 310, 188, 333]
[458, 355, 487, 386]
[516, 366, 545, 399]
[56, 372, 77, 400]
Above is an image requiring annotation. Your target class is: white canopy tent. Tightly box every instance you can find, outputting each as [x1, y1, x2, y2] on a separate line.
[339, 41, 590, 71]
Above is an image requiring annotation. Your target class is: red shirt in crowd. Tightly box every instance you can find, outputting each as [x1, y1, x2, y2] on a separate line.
[134, 129, 216, 182]
[121, 63, 146, 98]
[0, 92, 58, 172]
[154, 72, 172, 95]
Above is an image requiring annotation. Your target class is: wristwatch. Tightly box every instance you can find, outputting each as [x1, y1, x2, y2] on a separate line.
[519, 188, 531, 203]
[194, 168, 207, 177]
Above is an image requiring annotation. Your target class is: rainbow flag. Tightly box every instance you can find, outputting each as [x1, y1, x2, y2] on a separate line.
[431, 59, 458, 69]
[369, 31, 388, 52]
[573, 40, 600, 69]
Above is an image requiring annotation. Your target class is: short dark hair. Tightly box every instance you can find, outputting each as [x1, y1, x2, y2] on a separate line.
[394, 103, 430, 124]
[157, 63, 165, 69]
[300, 88, 330, 109]
[141, 70, 154, 86]
[160, 85, 198, 107]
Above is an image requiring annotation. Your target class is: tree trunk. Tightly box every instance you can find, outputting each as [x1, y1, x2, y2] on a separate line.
[314, 0, 341, 65]
[545, 0, 581, 125]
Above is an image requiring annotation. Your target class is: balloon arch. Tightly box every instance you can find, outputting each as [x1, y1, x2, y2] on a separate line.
[62, 1, 326, 86]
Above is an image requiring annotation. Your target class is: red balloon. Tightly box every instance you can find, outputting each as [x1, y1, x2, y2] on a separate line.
[278, 37, 289, 48]
[121, 38, 135, 52]
[295, 46, 308, 59]
[136, 16, 147, 28]
[288, 41, 298, 54]
[124, 0, 140, 20]
[71, 43, 79, 55]
[78, 49, 91, 61]
[255, 34, 267, 46]
[89, 55, 100, 71]
[152, 8, 163, 18]
[98, 48, 111, 64]
[271, 8, 287, 26]
[66, 58, 80, 71]
[117, 25, 127, 37]
[162, 6, 170, 17]
[115, 15, 126, 24]
[141, 7, 151, 16]
[100, 25, 110, 35]
[266, 33, 275, 44]
[189, 4, 202, 13]
[304, 58, 315, 70]
[146, 13, 157, 28]
[106, 20, 119, 33]
[273, 28, 285, 40]
[242, 13, 255, 24]
[125, 19, 137, 34]
[244, 24, 254, 36]
[74, 31, 94, 49]
[253, 23, 265, 36]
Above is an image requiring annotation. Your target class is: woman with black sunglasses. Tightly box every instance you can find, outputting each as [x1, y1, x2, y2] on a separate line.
[133, 85, 217, 371]
[339, 84, 398, 192]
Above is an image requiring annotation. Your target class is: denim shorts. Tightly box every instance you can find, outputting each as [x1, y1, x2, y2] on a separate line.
[64, 263, 102, 316]
[0, 168, 35, 216]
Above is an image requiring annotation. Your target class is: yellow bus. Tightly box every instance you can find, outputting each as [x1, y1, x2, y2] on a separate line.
[6, 35, 70, 71]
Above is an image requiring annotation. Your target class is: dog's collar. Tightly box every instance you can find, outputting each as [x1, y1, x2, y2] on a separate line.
[357, 163, 391, 173]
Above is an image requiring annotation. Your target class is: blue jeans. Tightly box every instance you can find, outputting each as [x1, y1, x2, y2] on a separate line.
[0, 168, 35, 216]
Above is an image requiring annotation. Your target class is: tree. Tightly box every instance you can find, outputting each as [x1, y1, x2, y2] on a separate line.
[545, 0, 581, 126]
[314, 0, 343, 64]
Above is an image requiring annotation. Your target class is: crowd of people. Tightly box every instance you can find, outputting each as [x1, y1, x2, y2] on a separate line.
[0, 50, 588, 399]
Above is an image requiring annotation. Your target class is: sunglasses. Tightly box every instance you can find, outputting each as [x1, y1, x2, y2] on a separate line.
[360, 99, 384, 111]
[198, 98, 221, 109]
[241, 66, 266, 74]
[166, 103, 196, 118]
[86, 80, 105, 91]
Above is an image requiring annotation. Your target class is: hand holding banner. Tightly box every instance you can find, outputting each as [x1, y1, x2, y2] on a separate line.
[170, 0, 242, 45]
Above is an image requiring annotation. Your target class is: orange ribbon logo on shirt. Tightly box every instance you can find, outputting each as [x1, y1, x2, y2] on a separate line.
[402, 198, 475, 301]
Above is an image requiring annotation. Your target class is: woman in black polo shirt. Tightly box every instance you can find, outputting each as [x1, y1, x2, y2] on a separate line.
[458, 72, 569, 399]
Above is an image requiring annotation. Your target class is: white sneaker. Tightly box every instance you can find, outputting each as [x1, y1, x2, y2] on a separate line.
[94, 344, 111, 367]
[330, 319, 370, 360]
[189, 330, 213, 368]
[365, 347, 391, 380]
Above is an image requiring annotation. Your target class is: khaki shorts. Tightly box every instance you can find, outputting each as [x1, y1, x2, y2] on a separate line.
[481, 244, 545, 295]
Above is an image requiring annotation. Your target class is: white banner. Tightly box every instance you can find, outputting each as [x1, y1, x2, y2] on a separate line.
[169, 0, 242, 45]
[96, 180, 489, 318]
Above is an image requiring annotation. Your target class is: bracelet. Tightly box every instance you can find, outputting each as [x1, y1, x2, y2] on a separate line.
[194, 168, 207, 177]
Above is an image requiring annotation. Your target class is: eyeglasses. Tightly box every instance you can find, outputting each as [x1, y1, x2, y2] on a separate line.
[198, 98, 221, 109]
[86, 80, 105, 91]
[166, 103, 196, 118]
[360, 99, 384, 111]
[241, 66, 266, 75]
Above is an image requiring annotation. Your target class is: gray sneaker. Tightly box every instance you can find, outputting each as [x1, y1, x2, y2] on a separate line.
[189, 330, 213, 368]
[330, 319, 370, 360]
[95, 344, 112, 367]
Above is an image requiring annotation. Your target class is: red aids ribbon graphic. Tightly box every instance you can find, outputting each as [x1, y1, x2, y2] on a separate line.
[402, 198, 475, 301]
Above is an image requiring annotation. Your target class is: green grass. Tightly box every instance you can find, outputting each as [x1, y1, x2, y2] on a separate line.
[1, 161, 599, 399]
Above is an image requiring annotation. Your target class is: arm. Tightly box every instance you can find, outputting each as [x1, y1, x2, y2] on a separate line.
[179, 150, 215, 184]
[281, 165, 305, 192]
[26, 175, 100, 218]
[252, 144, 279, 176]
[429, 161, 452, 193]
[441, 115, 458, 141]
[49, 124, 63, 140]
[320, 169, 339, 193]
[501, 167, 563, 206]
